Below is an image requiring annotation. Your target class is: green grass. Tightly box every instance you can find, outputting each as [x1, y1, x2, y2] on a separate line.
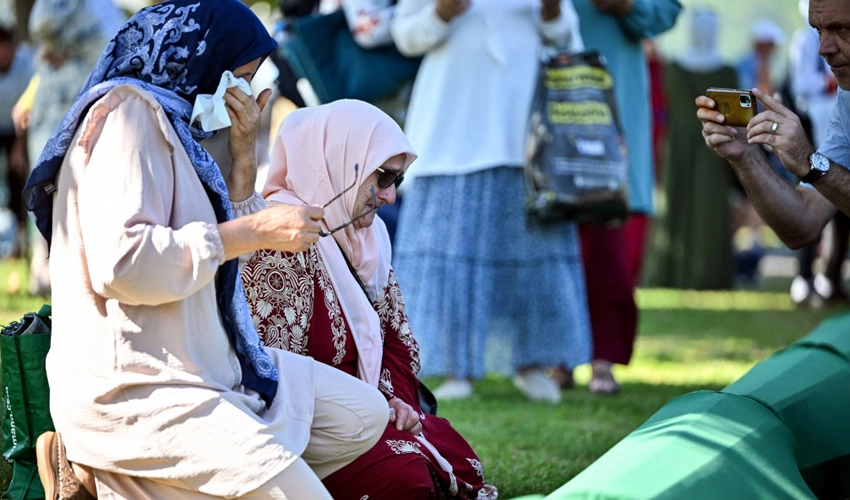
[0, 262, 843, 497]
[0, 259, 50, 324]
[424, 288, 844, 498]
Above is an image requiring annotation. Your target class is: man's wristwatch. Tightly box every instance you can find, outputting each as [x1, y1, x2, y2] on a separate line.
[800, 152, 830, 184]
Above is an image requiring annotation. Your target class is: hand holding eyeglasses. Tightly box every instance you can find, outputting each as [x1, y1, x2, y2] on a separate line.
[387, 396, 421, 435]
[253, 203, 325, 253]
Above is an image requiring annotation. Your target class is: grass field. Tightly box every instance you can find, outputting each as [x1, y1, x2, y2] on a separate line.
[0, 258, 843, 497]
[424, 287, 843, 498]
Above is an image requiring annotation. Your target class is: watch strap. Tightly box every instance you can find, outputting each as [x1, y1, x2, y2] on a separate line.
[800, 153, 829, 184]
[800, 168, 826, 184]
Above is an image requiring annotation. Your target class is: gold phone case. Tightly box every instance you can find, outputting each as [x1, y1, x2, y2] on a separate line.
[706, 88, 756, 127]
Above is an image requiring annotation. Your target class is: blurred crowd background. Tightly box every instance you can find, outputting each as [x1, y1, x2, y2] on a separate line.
[0, 0, 841, 400]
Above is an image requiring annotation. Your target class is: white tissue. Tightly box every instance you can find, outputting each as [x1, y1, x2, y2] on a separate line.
[191, 70, 254, 132]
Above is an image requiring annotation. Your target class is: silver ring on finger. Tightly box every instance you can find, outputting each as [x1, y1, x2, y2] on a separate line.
[771, 121, 779, 134]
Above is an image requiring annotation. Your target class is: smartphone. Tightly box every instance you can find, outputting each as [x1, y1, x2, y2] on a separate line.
[706, 88, 756, 127]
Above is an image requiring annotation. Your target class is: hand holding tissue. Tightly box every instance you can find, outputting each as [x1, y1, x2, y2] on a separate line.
[191, 71, 253, 132]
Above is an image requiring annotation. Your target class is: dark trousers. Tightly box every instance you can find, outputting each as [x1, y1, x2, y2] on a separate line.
[579, 222, 639, 365]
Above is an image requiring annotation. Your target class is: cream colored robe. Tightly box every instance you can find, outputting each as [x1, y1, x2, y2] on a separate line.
[46, 85, 315, 497]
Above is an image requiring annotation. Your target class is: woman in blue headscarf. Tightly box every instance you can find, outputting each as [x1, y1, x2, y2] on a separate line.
[25, 1, 388, 498]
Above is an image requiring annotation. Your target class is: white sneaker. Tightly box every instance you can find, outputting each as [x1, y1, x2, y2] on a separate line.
[513, 369, 561, 403]
[813, 274, 834, 299]
[432, 379, 473, 400]
[790, 275, 811, 304]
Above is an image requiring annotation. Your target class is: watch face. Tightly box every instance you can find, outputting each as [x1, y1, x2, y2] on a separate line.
[802, 153, 831, 183]
[812, 153, 830, 173]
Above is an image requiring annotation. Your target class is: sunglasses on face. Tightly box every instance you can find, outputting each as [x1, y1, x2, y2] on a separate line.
[375, 167, 404, 189]
[319, 163, 377, 237]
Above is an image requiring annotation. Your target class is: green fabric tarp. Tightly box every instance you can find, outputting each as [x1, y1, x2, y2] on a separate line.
[540, 391, 815, 499]
[723, 344, 850, 469]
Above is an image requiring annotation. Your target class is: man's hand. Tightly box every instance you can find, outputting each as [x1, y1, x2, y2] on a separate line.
[696, 91, 838, 250]
[224, 86, 273, 201]
[590, 0, 634, 17]
[696, 95, 759, 163]
[388, 397, 422, 435]
[435, 0, 470, 23]
[746, 88, 815, 177]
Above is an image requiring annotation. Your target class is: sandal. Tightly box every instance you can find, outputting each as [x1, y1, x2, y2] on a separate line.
[546, 366, 575, 390]
[36, 431, 96, 500]
[588, 361, 620, 395]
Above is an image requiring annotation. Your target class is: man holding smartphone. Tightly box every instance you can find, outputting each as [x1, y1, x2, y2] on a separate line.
[697, 0, 850, 252]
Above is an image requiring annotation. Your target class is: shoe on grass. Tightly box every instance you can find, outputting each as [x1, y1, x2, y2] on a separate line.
[514, 368, 561, 403]
[432, 379, 473, 400]
[588, 361, 620, 395]
[546, 366, 575, 390]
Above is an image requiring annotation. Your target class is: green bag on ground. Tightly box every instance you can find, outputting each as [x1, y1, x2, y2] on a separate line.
[1, 305, 54, 500]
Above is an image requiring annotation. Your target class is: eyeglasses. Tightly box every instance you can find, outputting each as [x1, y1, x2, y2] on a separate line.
[375, 167, 404, 189]
[319, 163, 378, 237]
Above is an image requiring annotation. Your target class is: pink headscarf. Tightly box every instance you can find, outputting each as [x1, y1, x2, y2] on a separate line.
[263, 100, 416, 387]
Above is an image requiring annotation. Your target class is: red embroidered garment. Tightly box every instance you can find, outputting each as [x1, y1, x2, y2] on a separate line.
[242, 247, 496, 500]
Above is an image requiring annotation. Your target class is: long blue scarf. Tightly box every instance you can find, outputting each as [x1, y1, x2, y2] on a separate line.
[23, 0, 280, 405]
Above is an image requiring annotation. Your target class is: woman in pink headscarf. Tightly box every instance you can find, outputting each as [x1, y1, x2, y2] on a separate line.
[241, 100, 496, 500]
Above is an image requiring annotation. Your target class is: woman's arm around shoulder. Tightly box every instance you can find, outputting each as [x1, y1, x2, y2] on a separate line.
[79, 86, 225, 306]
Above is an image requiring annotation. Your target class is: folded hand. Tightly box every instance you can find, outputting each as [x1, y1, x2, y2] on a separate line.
[388, 397, 422, 435]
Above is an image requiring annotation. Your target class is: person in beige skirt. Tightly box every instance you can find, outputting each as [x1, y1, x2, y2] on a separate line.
[23, 1, 388, 498]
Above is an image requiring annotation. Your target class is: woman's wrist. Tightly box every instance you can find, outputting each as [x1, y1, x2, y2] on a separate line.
[226, 156, 258, 202]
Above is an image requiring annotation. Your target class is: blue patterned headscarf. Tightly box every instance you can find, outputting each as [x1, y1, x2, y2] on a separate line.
[23, 0, 280, 405]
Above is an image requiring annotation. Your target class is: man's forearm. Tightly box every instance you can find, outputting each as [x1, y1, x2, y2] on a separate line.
[730, 149, 829, 248]
[808, 158, 850, 223]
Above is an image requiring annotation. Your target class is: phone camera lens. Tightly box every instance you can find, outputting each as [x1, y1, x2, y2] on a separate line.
[740, 95, 752, 106]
